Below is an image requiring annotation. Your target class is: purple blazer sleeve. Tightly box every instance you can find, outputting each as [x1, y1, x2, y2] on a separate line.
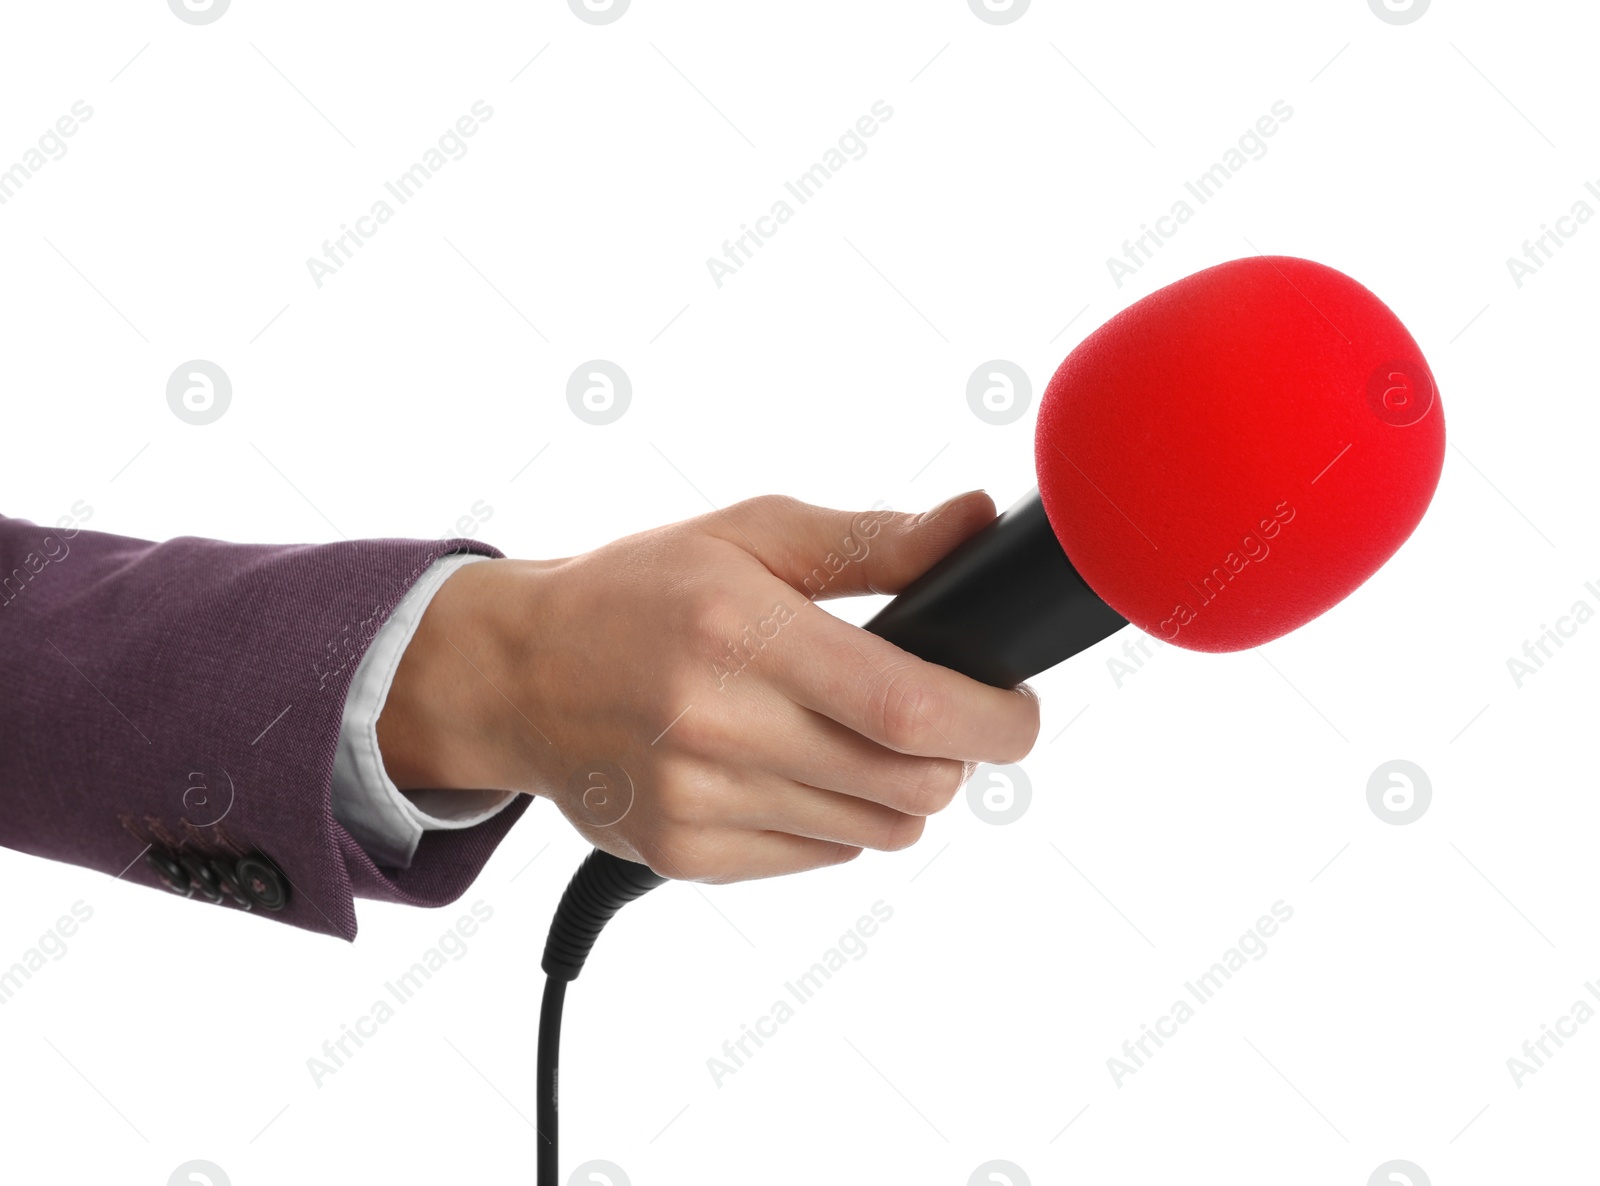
[0, 513, 532, 942]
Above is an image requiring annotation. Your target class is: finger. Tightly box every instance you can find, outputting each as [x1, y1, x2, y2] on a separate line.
[713, 682, 969, 817]
[639, 828, 863, 884]
[767, 601, 1041, 763]
[721, 775, 929, 853]
[700, 491, 998, 599]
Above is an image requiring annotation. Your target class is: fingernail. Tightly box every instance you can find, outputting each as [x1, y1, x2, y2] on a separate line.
[928, 489, 986, 517]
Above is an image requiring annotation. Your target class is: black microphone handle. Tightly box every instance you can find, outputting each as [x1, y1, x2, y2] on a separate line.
[862, 486, 1127, 687]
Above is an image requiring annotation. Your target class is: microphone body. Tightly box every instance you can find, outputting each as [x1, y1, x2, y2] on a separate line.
[537, 254, 1446, 1185]
[863, 488, 1126, 687]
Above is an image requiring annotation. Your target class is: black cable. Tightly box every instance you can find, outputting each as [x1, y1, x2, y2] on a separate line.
[535, 976, 566, 1184]
[537, 848, 667, 1186]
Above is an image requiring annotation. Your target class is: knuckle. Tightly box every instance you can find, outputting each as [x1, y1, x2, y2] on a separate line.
[738, 493, 800, 525]
[664, 702, 718, 755]
[687, 584, 744, 649]
[824, 843, 863, 868]
[875, 673, 937, 752]
[994, 691, 1042, 761]
[760, 493, 802, 515]
[903, 758, 963, 815]
[655, 770, 716, 825]
[879, 811, 926, 851]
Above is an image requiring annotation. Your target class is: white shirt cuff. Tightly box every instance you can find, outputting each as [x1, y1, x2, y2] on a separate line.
[331, 553, 518, 868]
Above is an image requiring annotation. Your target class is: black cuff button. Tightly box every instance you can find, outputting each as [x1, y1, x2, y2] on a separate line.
[179, 853, 224, 904]
[209, 856, 253, 909]
[235, 854, 289, 912]
[145, 849, 192, 897]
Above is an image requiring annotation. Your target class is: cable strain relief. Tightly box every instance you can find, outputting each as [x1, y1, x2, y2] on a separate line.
[541, 848, 667, 982]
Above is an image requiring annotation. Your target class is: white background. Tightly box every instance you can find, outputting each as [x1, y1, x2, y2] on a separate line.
[1, 1, 1596, 1183]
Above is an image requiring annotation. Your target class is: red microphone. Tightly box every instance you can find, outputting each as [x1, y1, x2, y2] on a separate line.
[865, 254, 1444, 678]
[537, 255, 1445, 1185]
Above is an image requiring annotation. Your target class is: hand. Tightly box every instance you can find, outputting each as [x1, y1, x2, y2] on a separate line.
[376, 492, 1041, 882]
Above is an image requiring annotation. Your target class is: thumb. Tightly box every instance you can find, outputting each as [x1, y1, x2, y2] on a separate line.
[714, 490, 998, 599]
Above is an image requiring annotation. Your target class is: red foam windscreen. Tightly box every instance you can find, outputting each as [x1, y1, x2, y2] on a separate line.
[1035, 255, 1444, 653]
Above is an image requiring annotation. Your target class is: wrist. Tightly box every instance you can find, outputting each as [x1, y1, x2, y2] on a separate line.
[376, 557, 545, 795]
